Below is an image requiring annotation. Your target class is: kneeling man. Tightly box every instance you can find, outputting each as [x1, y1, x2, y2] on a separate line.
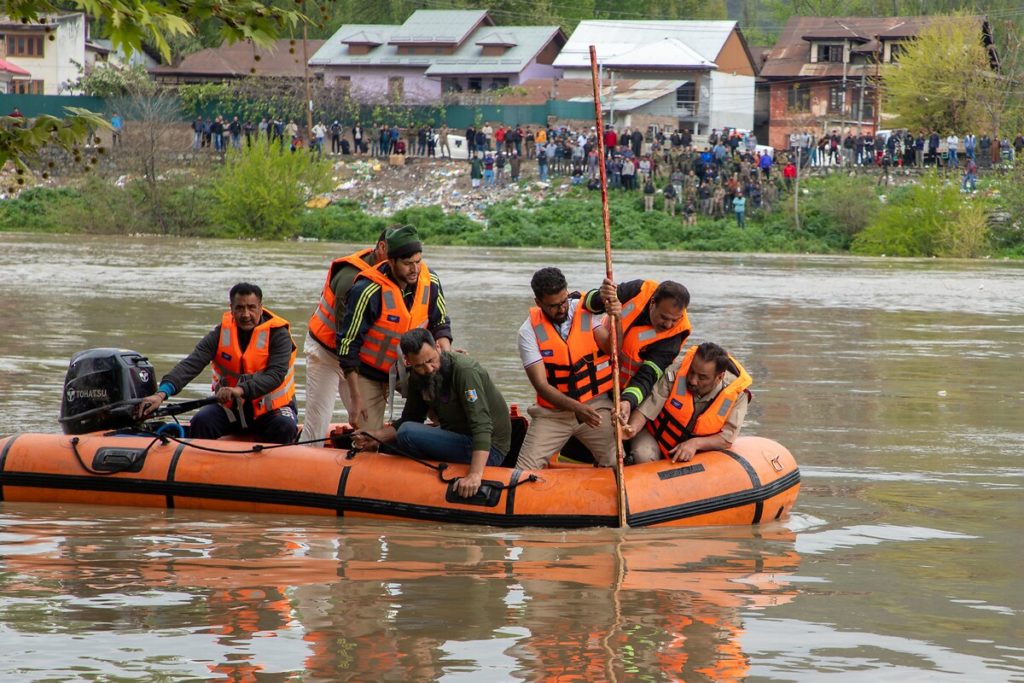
[136, 282, 298, 444]
[624, 341, 751, 463]
[352, 329, 510, 497]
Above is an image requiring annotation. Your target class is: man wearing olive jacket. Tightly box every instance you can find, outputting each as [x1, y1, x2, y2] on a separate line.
[352, 329, 510, 498]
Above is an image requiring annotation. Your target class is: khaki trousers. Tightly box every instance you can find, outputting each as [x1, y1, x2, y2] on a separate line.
[302, 331, 352, 444]
[516, 394, 617, 471]
[355, 373, 390, 431]
[630, 429, 662, 464]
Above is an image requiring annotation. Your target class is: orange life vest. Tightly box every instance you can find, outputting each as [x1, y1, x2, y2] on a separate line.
[646, 346, 752, 458]
[530, 305, 613, 408]
[356, 261, 432, 374]
[211, 309, 297, 418]
[617, 280, 691, 385]
[307, 247, 374, 351]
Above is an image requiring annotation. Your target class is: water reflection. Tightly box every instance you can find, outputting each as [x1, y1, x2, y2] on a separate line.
[0, 506, 800, 681]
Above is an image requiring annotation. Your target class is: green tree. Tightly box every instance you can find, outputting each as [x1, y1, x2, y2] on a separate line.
[209, 146, 333, 239]
[880, 15, 1001, 135]
[71, 63, 155, 98]
[0, 0, 308, 169]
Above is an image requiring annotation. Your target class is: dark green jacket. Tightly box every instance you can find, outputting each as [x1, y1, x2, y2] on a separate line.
[395, 351, 510, 455]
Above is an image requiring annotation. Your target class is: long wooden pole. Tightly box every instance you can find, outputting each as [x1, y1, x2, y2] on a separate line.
[589, 45, 628, 529]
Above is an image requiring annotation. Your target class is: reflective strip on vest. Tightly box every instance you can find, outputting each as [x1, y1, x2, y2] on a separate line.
[620, 300, 637, 319]
[382, 290, 396, 310]
[220, 327, 232, 348]
[258, 374, 296, 411]
[717, 397, 733, 417]
[255, 330, 269, 351]
[637, 328, 658, 342]
[533, 323, 549, 343]
[314, 295, 336, 333]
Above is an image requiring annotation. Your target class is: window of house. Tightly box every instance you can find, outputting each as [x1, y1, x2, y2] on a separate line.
[675, 82, 697, 109]
[828, 85, 846, 114]
[442, 78, 462, 93]
[888, 43, 905, 63]
[12, 79, 44, 94]
[852, 87, 874, 119]
[336, 75, 351, 91]
[388, 76, 404, 100]
[468, 77, 482, 92]
[7, 34, 45, 57]
[788, 84, 811, 112]
[818, 44, 844, 63]
[490, 78, 509, 90]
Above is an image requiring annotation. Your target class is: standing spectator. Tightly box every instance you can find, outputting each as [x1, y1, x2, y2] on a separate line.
[928, 131, 940, 166]
[962, 156, 977, 192]
[915, 132, 925, 168]
[946, 132, 959, 169]
[783, 159, 796, 192]
[964, 133, 976, 160]
[643, 176, 656, 211]
[352, 123, 364, 155]
[211, 116, 225, 152]
[110, 113, 123, 146]
[758, 151, 773, 179]
[229, 116, 242, 150]
[191, 117, 203, 150]
[495, 151, 506, 186]
[732, 191, 746, 228]
[481, 122, 493, 151]
[417, 125, 429, 156]
[1013, 134, 1024, 161]
[258, 117, 269, 142]
[483, 150, 495, 187]
[330, 120, 342, 154]
[621, 155, 636, 190]
[469, 153, 483, 190]
[537, 147, 549, 182]
[389, 125, 401, 156]
[202, 117, 213, 148]
[474, 128, 487, 155]
[243, 120, 254, 147]
[509, 150, 521, 183]
[662, 180, 677, 216]
[525, 126, 535, 160]
[285, 119, 299, 152]
[438, 125, 451, 158]
[312, 120, 327, 158]
[465, 124, 476, 155]
[534, 125, 547, 157]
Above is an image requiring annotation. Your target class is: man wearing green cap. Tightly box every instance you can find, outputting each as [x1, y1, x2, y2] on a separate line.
[337, 224, 452, 430]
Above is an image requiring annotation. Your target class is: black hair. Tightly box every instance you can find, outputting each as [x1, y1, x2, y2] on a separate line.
[400, 328, 436, 355]
[695, 342, 730, 375]
[531, 267, 567, 299]
[377, 228, 389, 245]
[652, 281, 690, 310]
[229, 282, 263, 302]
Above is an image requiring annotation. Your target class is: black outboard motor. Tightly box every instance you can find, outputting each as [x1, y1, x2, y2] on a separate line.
[59, 348, 156, 434]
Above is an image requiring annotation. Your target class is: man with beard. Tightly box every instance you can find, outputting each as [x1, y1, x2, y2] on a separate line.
[351, 329, 509, 497]
[514, 267, 617, 471]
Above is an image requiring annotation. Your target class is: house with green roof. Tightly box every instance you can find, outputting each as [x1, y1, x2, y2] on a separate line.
[310, 9, 565, 103]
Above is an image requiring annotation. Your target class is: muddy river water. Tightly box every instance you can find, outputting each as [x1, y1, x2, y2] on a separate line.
[0, 233, 1021, 681]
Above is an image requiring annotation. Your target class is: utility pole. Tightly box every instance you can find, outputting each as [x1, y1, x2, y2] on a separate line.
[302, 4, 313, 140]
[794, 145, 801, 231]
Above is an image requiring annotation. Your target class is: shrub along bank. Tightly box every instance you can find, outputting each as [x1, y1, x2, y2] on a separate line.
[1, 158, 1019, 258]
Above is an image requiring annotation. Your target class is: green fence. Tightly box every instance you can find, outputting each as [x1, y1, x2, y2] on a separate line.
[2, 94, 108, 118]
[3, 94, 596, 127]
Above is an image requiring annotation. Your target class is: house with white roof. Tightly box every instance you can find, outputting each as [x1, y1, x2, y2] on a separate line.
[0, 13, 114, 94]
[554, 20, 757, 134]
[310, 9, 565, 103]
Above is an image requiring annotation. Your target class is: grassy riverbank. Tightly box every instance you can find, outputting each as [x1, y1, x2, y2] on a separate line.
[2, 151, 1021, 258]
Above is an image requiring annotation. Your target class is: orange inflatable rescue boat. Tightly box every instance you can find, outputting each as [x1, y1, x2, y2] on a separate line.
[0, 349, 800, 528]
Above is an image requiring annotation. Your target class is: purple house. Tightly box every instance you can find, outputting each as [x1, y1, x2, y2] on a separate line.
[309, 9, 565, 103]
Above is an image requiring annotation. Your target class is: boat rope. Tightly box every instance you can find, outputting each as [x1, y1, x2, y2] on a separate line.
[354, 431, 539, 491]
[69, 434, 167, 475]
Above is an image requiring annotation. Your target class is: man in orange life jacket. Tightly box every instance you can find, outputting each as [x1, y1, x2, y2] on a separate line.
[623, 341, 751, 463]
[336, 225, 452, 430]
[585, 277, 691, 426]
[302, 229, 390, 444]
[135, 282, 298, 443]
[514, 267, 618, 471]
